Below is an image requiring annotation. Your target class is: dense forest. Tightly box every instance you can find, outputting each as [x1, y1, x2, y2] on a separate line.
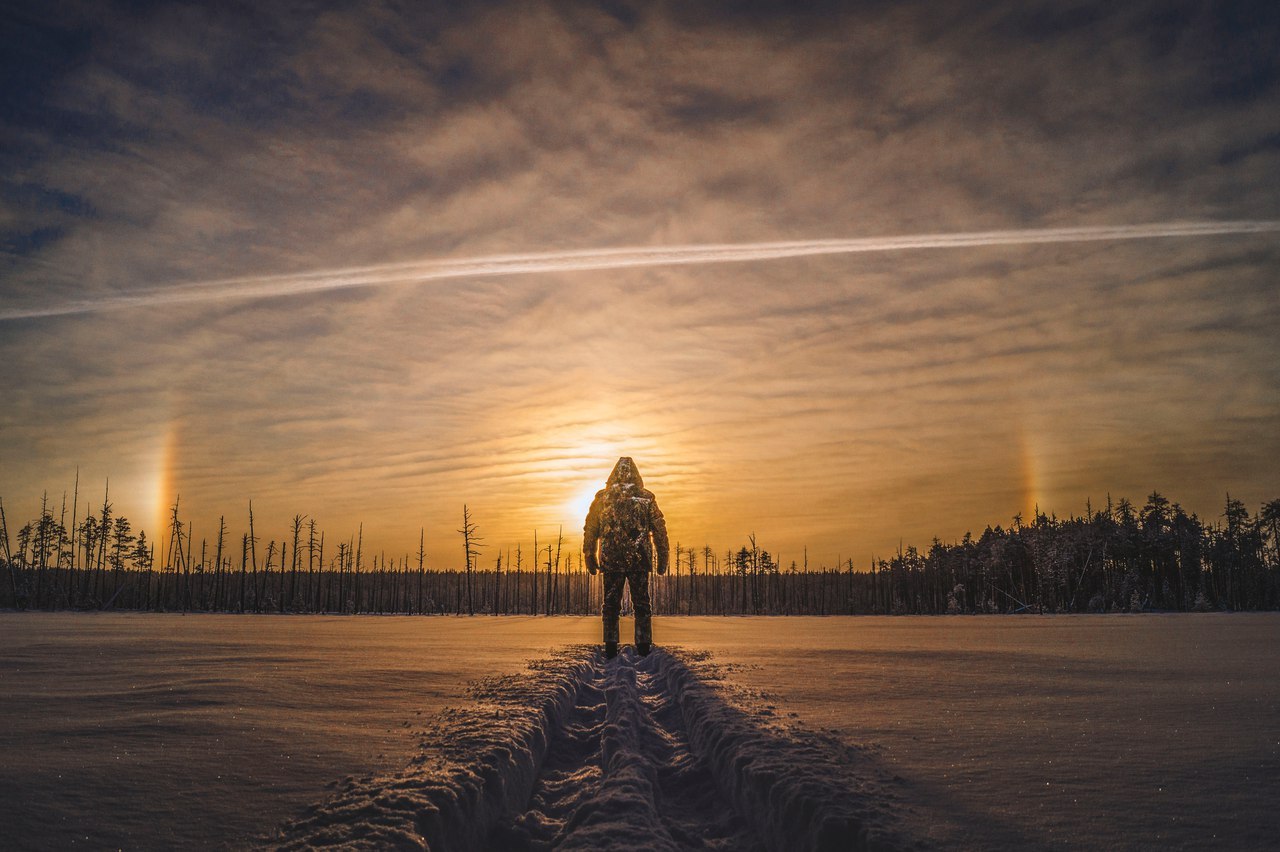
[1, 488, 1277, 615]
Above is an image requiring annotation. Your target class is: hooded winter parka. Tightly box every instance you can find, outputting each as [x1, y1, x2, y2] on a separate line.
[582, 457, 670, 575]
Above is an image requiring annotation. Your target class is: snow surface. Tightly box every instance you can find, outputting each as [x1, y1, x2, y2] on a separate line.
[271, 646, 909, 850]
[2, 612, 1277, 850]
[668, 614, 1280, 850]
[0, 613, 598, 849]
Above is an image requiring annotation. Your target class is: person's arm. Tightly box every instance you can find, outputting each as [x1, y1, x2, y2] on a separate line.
[650, 497, 670, 575]
[583, 492, 603, 574]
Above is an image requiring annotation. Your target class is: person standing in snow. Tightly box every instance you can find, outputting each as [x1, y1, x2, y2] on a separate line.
[583, 457, 670, 659]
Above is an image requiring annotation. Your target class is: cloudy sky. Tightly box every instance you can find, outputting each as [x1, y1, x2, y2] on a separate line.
[2, 0, 1278, 568]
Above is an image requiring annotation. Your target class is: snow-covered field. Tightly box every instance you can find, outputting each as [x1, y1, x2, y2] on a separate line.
[1, 613, 1276, 850]
[672, 615, 1280, 850]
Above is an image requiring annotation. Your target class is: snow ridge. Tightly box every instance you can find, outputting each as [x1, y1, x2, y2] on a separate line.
[269, 651, 593, 850]
[647, 650, 910, 852]
[266, 647, 916, 851]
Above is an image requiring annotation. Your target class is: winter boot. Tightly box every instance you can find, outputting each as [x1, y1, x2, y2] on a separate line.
[636, 642, 651, 657]
[604, 641, 619, 659]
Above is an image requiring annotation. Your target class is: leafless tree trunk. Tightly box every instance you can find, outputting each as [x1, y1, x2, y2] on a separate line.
[417, 528, 425, 615]
[289, 514, 304, 613]
[247, 502, 259, 613]
[458, 506, 482, 616]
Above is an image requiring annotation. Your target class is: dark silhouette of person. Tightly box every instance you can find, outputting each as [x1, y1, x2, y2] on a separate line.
[583, 457, 669, 658]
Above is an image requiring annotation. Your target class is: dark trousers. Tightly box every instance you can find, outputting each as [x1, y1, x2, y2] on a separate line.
[601, 570, 652, 646]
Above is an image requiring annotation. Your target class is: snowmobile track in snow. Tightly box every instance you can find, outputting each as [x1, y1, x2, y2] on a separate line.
[268, 647, 916, 851]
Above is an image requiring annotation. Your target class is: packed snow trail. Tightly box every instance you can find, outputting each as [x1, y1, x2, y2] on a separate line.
[267, 647, 917, 851]
[488, 649, 760, 851]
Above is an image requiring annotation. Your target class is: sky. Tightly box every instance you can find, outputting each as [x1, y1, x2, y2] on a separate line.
[2, 0, 1279, 569]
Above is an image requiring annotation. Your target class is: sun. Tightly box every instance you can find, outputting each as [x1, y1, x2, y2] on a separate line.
[566, 483, 601, 525]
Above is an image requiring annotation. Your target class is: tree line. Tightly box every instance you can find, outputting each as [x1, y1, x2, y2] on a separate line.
[1, 483, 1277, 615]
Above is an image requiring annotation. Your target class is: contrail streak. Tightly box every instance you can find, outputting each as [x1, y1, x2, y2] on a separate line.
[3, 220, 1277, 321]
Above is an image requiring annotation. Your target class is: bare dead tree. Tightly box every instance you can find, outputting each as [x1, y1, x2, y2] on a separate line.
[289, 514, 304, 613]
[213, 516, 226, 611]
[247, 501, 259, 613]
[238, 532, 248, 613]
[531, 530, 538, 616]
[514, 543, 523, 615]
[183, 520, 193, 613]
[354, 524, 363, 614]
[492, 551, 502, 615]
[458, 506, 483, 615]
[543, 542, 553, 616]
[551, 526, 563, 615]
[335, 540, 348, 613]
[263, 540, 276, 610]
[0, 498, 17, 608]
[67, 469, 79, 606]
[316, 530, 325, 612]
[307, 518, 317, 612]
[416, 528, 425, 615]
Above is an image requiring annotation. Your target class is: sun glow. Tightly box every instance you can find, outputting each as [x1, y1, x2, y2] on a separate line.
[147, 418, 177, 542]
[536, 427, 652, 526]
[566, 484, 600, 529]
[1016, 420, 1043, 522]
[555, 444, 620, 527]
